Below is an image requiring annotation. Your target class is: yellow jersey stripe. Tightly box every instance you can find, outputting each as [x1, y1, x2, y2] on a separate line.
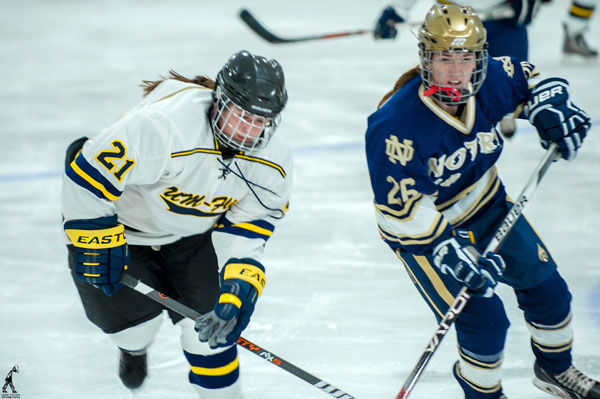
[190, 357, 239, 376]
[69, 161, 120, 201]
[232, 222, 273, 237]
[171, 148, 222, 158]
[234, 154, 286, 178]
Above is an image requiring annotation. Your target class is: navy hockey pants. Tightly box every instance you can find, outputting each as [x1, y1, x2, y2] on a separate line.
[396, 195, 573, 373]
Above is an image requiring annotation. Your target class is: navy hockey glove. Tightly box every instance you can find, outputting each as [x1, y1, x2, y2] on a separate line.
[511, 0, 541, 25]
[526, 77, 591, 161]
[432, 230, 505, 298]
[196, 258, 266, 349]
[64, 215, 128, 296]
[374, 6, 405, 39]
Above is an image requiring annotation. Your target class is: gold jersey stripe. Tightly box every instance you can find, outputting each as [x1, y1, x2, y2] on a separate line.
[232, 222, 273, 237]
[69, 160, 120, 201]
[234, 154, 286, 178]
[190, 357, 239, 376]
[396, 249, 445, 319]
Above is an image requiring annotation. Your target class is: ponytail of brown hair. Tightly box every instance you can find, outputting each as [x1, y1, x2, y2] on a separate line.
[141, 70, 216, 97]
[377, 66, 421, 109]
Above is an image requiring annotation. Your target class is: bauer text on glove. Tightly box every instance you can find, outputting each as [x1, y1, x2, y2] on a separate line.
[525, 77, 591, 161]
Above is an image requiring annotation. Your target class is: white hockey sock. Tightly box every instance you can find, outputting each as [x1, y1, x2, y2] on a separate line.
[108, 314, 163, 352]
[178, 318, 242, 398]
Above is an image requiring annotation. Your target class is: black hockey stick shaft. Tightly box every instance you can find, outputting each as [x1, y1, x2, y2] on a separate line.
[120, 273, 356, 399]
[239, 9, 368, 44]
[239, 8, 417, 44]
[396, 144, 560, 399]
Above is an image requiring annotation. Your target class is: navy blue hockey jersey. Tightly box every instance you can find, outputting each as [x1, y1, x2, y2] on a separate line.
[365, 56, 538, 255]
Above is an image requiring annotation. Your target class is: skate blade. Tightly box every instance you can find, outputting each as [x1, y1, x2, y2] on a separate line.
[532, 377, 574, 399]
[560, 53, 599, 65]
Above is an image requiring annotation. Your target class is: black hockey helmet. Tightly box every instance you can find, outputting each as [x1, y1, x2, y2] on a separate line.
[216, 50, 287, 118]
[211, 50, 288, 152]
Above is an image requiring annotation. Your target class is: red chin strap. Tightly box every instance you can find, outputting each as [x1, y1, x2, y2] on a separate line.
[423, 85, 462, 102]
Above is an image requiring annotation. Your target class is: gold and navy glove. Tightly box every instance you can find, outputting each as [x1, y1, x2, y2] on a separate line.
[432, 230, 505, 298]
[64, 215, 128, 296]
[196, 258, 266, 349]
[525, 78, 591, 161]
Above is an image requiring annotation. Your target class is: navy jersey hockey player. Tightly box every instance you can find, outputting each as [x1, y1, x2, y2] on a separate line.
[374, 0, 541, 139]
[374, 0, 540, 60]
[365, 5, 599, 399]
[61, 50, 291, 398]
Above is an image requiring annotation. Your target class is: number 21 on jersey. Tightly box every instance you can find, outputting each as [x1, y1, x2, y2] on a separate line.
[95, 140, 136, 181]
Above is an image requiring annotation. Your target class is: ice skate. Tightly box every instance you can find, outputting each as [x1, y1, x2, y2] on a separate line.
[533, 360, 600, 399]
[119, 350, 147, 389]
[563, 23, 598, 58]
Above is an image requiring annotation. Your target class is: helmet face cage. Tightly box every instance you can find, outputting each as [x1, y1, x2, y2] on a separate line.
[419, 45, 488, 105]
[211, 85, 280, 152]
[417, 4, 488, 105]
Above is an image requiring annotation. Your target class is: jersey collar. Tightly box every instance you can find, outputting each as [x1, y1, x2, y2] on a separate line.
[418, 84, 476, 135]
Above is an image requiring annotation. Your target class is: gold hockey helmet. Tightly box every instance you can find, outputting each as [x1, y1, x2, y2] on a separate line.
[418, 4, 487, 51]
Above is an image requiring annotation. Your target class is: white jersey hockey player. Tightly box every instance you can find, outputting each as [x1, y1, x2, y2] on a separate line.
[61, 50, 291, 398]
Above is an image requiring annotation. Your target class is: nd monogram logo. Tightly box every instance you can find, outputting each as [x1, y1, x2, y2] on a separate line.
[493, 56, 515, 78]
[385, 135, 414, 166]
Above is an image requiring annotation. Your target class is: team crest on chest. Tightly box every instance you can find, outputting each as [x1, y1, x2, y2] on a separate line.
[385, 135, 414, 166]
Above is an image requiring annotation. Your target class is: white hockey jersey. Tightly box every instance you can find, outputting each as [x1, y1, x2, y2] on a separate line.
[61, 79, 293, 270]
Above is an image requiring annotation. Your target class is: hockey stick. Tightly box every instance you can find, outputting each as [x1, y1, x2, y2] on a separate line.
[120, 273, 356, 399]
[396, 144, 560, 399]
[239, 8, 418, 44]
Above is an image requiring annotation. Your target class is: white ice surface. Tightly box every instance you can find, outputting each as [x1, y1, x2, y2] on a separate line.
[0, 0, 599, 398]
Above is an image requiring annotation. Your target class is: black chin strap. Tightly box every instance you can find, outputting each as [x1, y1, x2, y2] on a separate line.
[215, 157, 285, 219]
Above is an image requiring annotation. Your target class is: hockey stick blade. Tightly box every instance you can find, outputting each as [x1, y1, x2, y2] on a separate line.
[239, 8, 371, 44]
[121, 273, 357, 399]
